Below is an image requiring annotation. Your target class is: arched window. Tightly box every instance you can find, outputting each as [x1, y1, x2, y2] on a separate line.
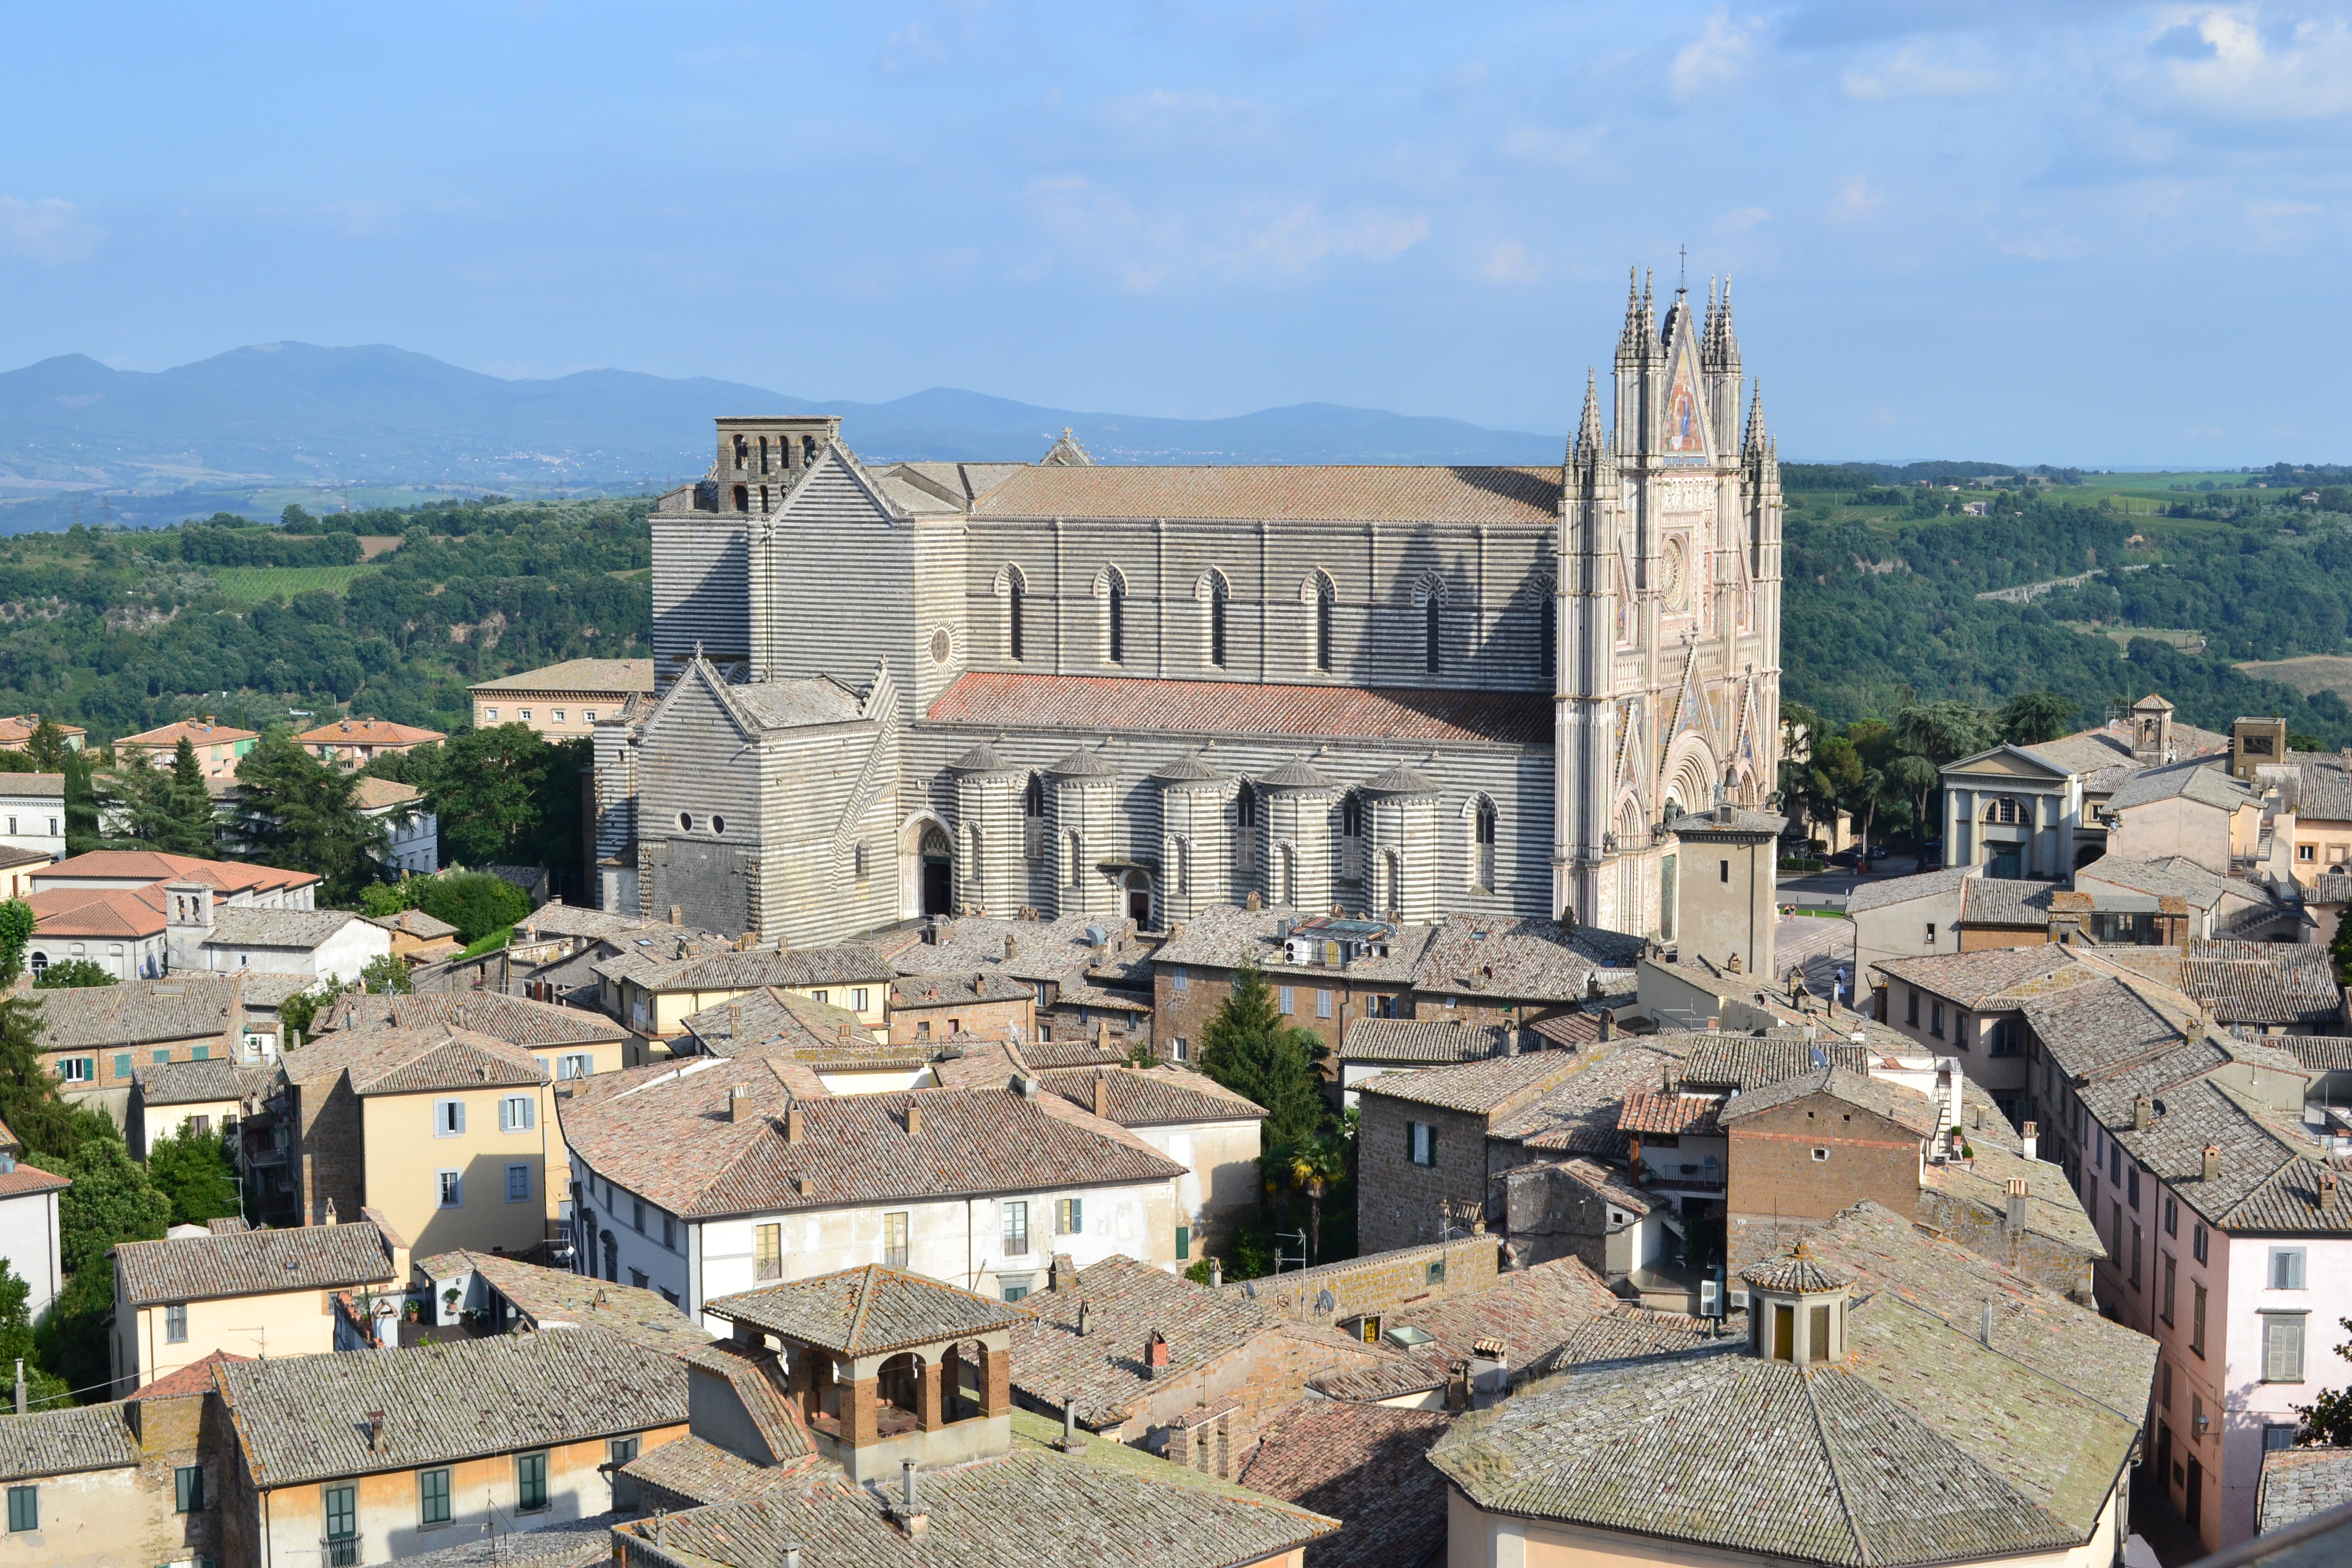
[1426, 596, 1442, 675]
[1236, 783, 1258, 875]
[1315, 575, 1336, 672]
[1023, 773, 1045, 860]
[1983, 796, 2022, 825]
[731, 484, 749, 512]
[1067, 829, 1086, 888]
[965, 822, 983, 894]
[1097, 567, 1128, 665]
[733, 434, 749, 468]
[1174, 835, 1192, 894]
[1279, 842, 1298, 907]
[757, 435, 771, 474]
[802, 434, 817, 465]
[1207, 571, 1230, 668]
[999, 565, 1026, 663]
[1340, 791, 1364, 881]
[1534, 574, 1557, 683]
[1471, 796, 1498, 891]
[1381, 850, 1402, 915]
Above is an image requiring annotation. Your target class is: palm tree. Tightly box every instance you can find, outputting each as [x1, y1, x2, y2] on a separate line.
[1287, 1134, 1349, 1264]
[1886, 754, 1942, 851]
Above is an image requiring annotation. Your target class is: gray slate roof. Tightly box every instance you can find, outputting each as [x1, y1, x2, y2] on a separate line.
[1845, 866, 1971, 915]
[1874, 945, 2078, 1010]
[1340, 1017, 1510, 1063]
[2106, 755, 2251, 813]
[0, 1404, 138, 1481]
[1409, 914, 1643, 1001]
[1353, 1051, 1583, 1115]
[1959, 877, 2059, 926]
[32, 974, 241, 1051]
[2260, 1447, 2352, 1533]
[132, 1056, 257, 1107]
[215, 1327, 684, 1487]
[116, 1221, 398, 1308]
[320, 990, 627, 1049]
[706, 1266, 1023, 1356]
[1433, 1201, 2151, 1568]
[206, 906, 366, 949]
[617, 1447, 1335, 1568]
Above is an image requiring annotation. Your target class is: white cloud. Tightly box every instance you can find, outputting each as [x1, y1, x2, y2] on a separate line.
[1842, 45, 2004, 102]
[1500, 125, 1605, 169]
[1831, 176, 1883, 221]
[1669, 10, 1765, 103]
[1480, 241, 1538, 283]
[1996, 229, 2084, 261]
[1022, 176, 1424, 291]
[1715, 206, 1772, 235]
[1235, 205, 1428, 274]
[1095, 88, 1267, 145]
[0, 196, 104, 265]
[2145, 7, 2352, 119]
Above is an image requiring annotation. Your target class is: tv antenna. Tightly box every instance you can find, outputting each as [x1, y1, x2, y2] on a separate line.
[1678, 244, 1688, 294]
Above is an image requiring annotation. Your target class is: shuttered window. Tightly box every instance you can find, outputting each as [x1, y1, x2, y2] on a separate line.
[2263, 1315, 2306, 1383]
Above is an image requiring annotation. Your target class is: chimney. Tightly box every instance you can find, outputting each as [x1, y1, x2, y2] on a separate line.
[1059, 1401, 1082, 1451]
[904, 1101, 922, 1137]
[1077, 1300, 1090, 1337]
[366, 1410, 385, 1451]
[669, 905, 683, 926]
[323, 1198, 338, 1226]
[893, 1459, 928, 1538]
[2133, 1095, 2152, 1132]
[1599, 1009, 1615, 1042]
[2004, 1178, 2028, 1232]
[1144, 1329, 1170, 1377]
[2201, 1144, 2221, 1183]
[797, 1176, 817, 1197]
[782, 1548, 803, 1568]
[1005, 935, 1018, 960]
[727, 1086, 751, 1122]
[2321, 1169, 2341, 1206]
[1245, 891, 1262, 911]
[1504, 1027, 1521, 1058]
[729, 1003, 742, 1038]
[1209, 1259, 1222, 1288]
[2020, 1120, 2039, 1162]
[1092, 1072, 1110, 1119]
[786, 1105, 805, 1143]
[1018, 1075, 1041, 1099]
[1978, 1302, 1994, 1349]
[838, 1022, 851, 1045]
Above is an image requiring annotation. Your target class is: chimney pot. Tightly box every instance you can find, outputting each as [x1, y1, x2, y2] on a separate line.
[1144, 1329, 1170, 1375]
[1092, 1072, 1110, 1119]
[1077, 1300, 1090, 1336]
[2004, 1177, 2028, 1231]
[1599, 1008, 1615, 1042]
[904, 1101, 921, 1137]
[366, 1410, 384, 1450]
[786, 1105, 805, 1143]
[1208, 1258, 1222, 1288]
[783, 1547, 803, 1568]
[1978, 1301, 1994, 1348]
[2201, 1144, 2221, 1183]
[2133, 1095, 2152, 1132]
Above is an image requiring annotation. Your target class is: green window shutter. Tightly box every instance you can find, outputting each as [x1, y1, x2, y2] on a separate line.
[113, 1054, 131, 1080]
[1175, 1225, 1190, 1261]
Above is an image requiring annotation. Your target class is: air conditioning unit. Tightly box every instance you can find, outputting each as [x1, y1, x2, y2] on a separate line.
[1699, 1278, 1723, 1318]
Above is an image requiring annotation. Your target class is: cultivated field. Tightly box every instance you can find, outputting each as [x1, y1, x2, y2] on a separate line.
[204, 564, 385, 603]
[2236, 655, 2352, 701]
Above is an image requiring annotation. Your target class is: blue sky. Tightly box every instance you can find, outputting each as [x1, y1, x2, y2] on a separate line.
[2, 2, 2346, 464]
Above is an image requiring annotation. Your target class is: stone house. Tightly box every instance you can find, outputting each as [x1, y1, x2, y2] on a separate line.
[0, 1401, 198, 1567]
[278, 1025, 558, 1255]
[558, 1057, 1187, 1322]
[208, 1327, 688, 1567]
[892, 911, 1158, 1049]
[33, 973, 250, 1125]
[108, 1220, 403, 1398]
[316, 989, 632, 1085]
[886, 969, 1035, 1045]
[1353, 1054, 1586, 1255]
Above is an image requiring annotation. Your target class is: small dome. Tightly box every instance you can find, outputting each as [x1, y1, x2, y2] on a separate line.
[1739, 1238, 1853, 1295]
[1046, 748, 1117, 778]
[1359, 764, 1439, 797]
[1258, 758, 1334, 791]
[1150, 754, 1223, 785]
[947, 743, 1009, 773]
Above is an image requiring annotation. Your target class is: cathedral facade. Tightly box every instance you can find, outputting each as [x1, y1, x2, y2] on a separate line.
[598, 271, 1783, 951]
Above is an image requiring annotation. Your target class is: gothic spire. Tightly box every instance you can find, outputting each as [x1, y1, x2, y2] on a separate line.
[1743, 381, 1766, 458]
[1618, 266, 1641, 358]
[1719, 276, 1741, 366]
[1575, 368, 1602, 462]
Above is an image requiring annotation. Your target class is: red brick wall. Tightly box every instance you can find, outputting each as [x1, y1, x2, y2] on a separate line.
[1726, 1095, 1920, 1226]
[890, 995, 1033, 1044]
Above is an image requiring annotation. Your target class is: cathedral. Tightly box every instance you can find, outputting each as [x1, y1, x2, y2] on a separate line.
[595, 270, 1784, 952]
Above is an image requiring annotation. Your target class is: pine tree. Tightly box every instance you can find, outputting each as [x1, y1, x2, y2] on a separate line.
[231, 733, 387, 903]
[1198, 963, 1329, 1152]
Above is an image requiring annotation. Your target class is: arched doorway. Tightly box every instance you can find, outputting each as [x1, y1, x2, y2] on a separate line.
[876, 1352, 924, 1435]
[920, 826, 952, 917]
[1123, 869, 1153, 929]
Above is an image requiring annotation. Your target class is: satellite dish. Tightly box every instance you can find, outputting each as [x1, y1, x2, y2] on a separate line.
[1315, 1288, 1337, 1315]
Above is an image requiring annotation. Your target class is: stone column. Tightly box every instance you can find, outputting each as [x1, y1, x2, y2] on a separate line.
[843, 1369, 880, 1447]
[917, 1356, 944, 1431]
[979, 1342, 1012, 1417]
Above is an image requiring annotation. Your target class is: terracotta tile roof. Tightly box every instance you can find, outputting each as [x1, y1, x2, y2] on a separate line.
[29, 882, 167, 939]
[0, 1404, 138, 1481]
[1011, 1255, 1379, 1428]
[1236, 1401, 1452, 1568]
[1679, 1034, 1871, 1090]
[616, 1444, 1336, 1568]
[0, 714, 82, 743]
[595, 937, 893, 993]
[117, 719, 258, 748]
[207, 905, 369, 950]
[115, 1220, 398, 1308]
[31, 974, 241, 1051]
[1917, 1138, 2103, 1258]
[709, 1265, 1024, 1358]
[680, 1340, 814, 1461]
[1353, 1051, 1584, 1116]
[2259, 1447, 2352, 1533]
[1307, 1257, 1624, 1403]
[971, 462, 1563, 524]
[293, 718, 444, 747]
[129, 1349, 251, 1401]
[132, 1057, 266, 1107]
[320, 990, 625, 1050]
[1844, 866, 1972, 915]
[888, 969, 1036, 1009]
[1410, 914, 1642, 1001]
[361, 904, 457, 939]
[1435, 1203, 2152, 1568]
[1034, 1065, 1266, 1126]
[391, 1515, 624, 1568]
[412, 1251, 710, 1358]
[2178, 940, 2342, 1025]
[0, 1162, 69, 1200]
[34, 848, 316, 896]
[678, 987, 879, 1057]
[1958, 877, 2061, 926]
[280, 1025, 547, 1097]
[1617, 1090, 1724, 1136]
[1716, 1067, 1939, 1137]
[1340, 1017, 1509, 1063]
[1873, 946, 2079, 1011]
[470, 658, 655, 695]
[621, 1433, 799, 1507]
[560, 1061, 1183, 1220]
[214, 1327, 685, 1489]
[1491, 1043, 1695, 1158]
[2281, 1035, 2352, 1073]
[927, 672, 1552, 746]
[0, 773, 64, 799]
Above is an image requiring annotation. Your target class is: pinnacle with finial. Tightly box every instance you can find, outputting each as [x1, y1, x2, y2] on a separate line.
[1576, 369, 1602, 459]
[1744, 382, 1766, 455]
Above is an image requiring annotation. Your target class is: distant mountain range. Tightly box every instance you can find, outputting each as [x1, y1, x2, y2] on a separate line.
[0, 343, 1565, 513]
